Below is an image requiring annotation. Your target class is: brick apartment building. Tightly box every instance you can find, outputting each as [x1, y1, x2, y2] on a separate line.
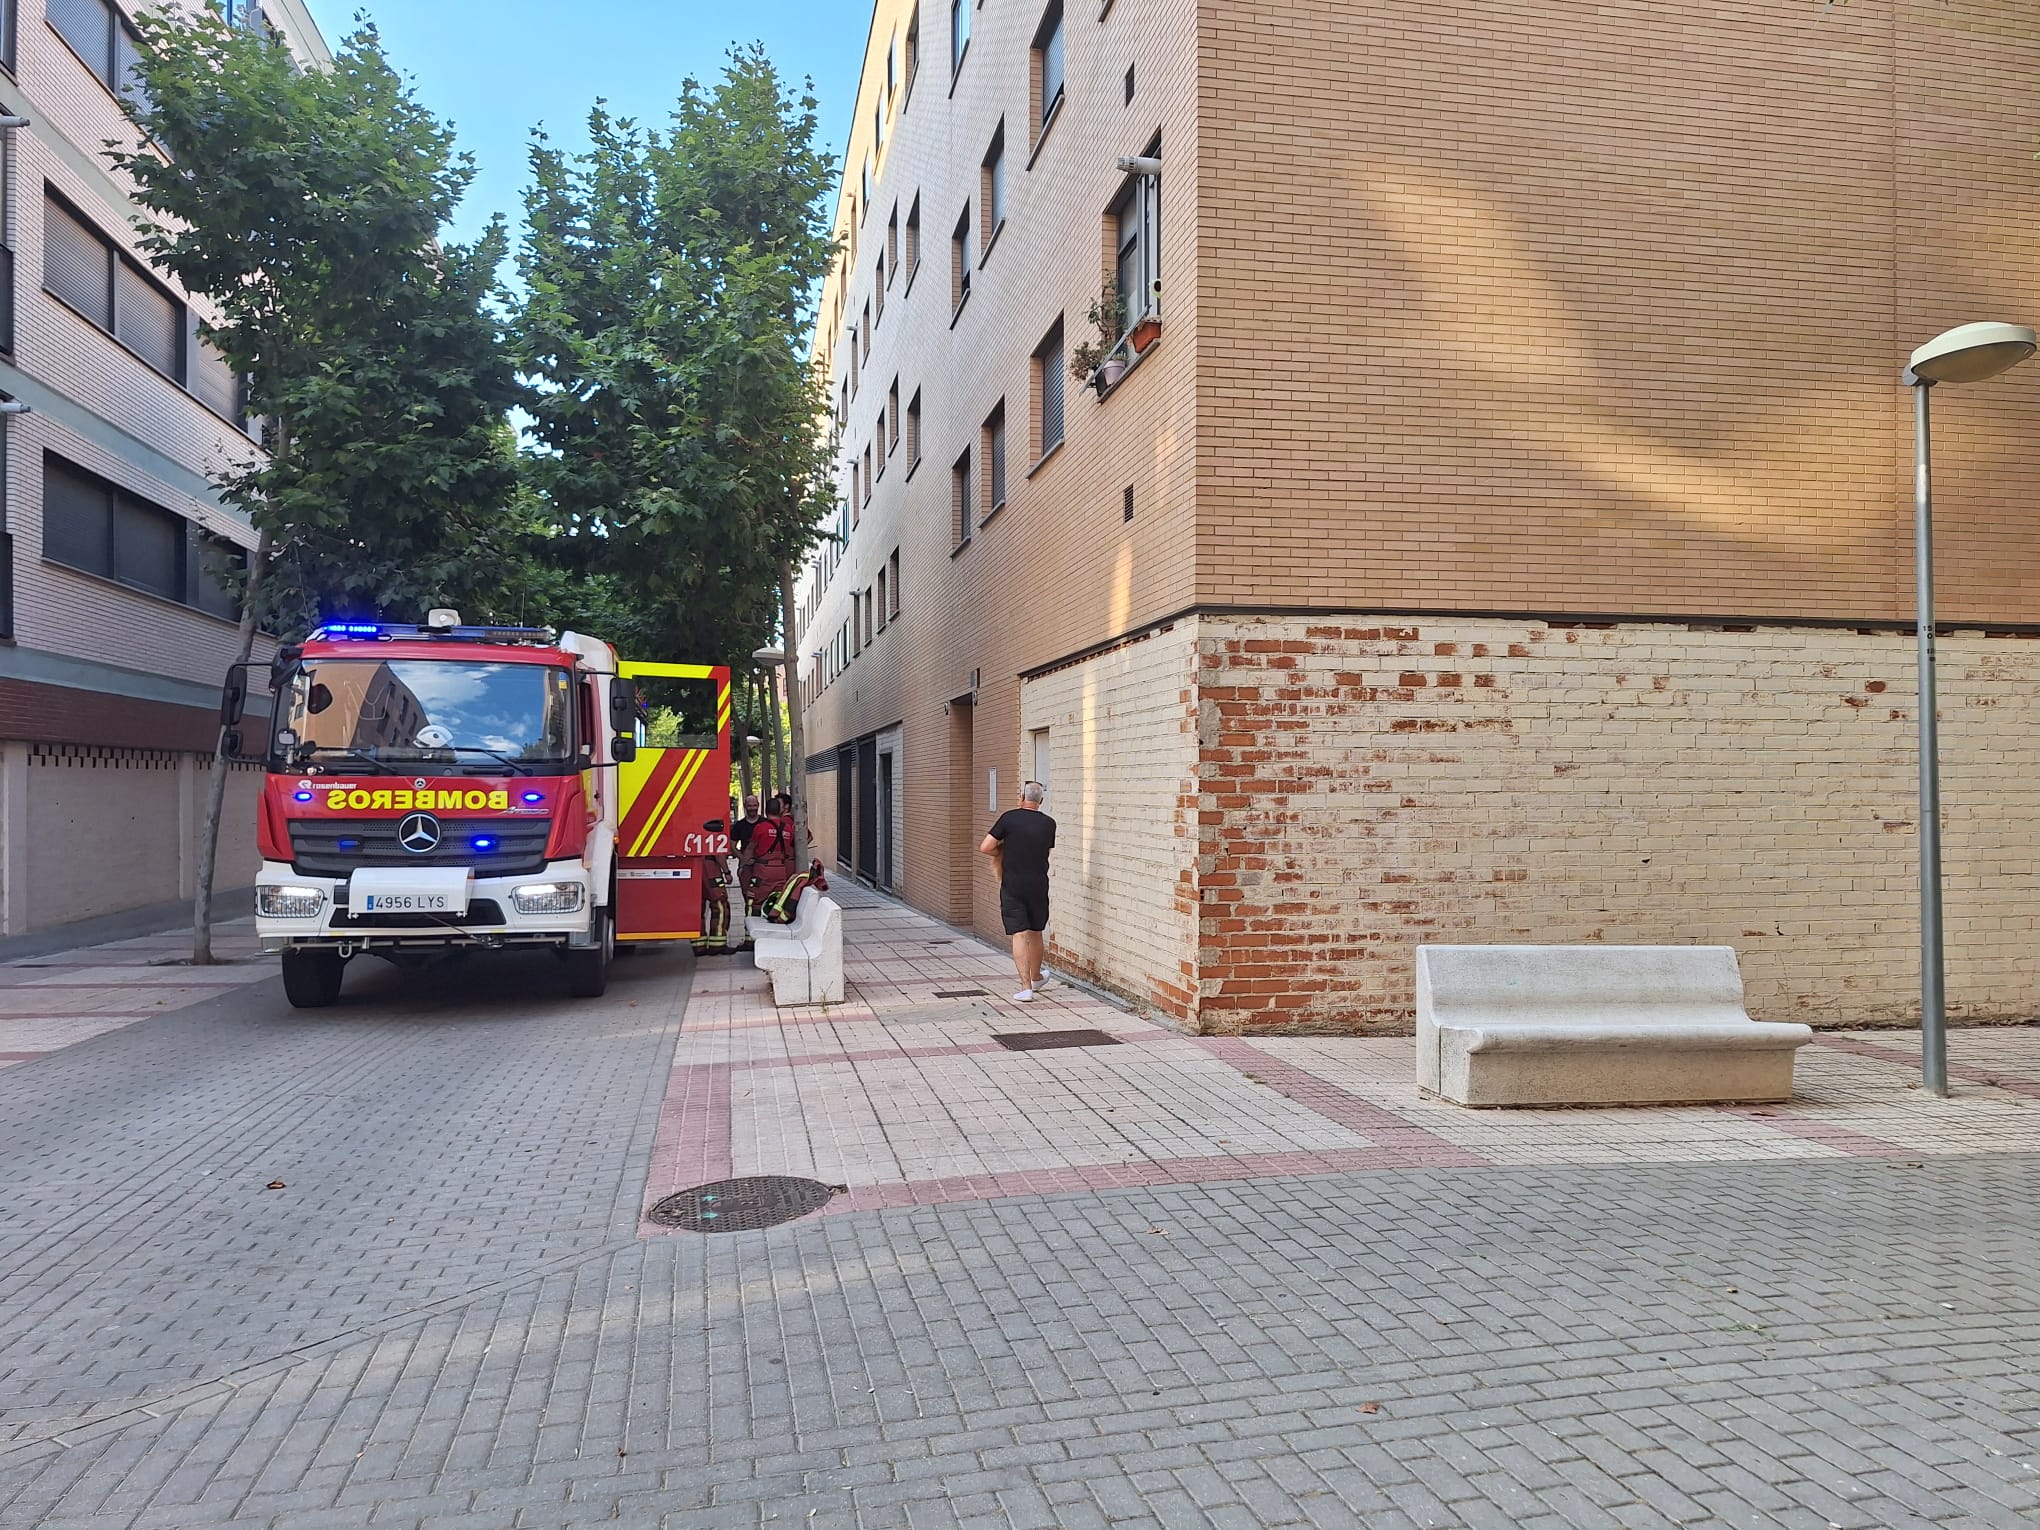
[0, 0, 327, 936]
[796, 0, 2040, 1033]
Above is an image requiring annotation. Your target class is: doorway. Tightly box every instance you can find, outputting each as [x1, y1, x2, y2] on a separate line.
[856, 736, 879, 883]
[878, 751, 895, 891]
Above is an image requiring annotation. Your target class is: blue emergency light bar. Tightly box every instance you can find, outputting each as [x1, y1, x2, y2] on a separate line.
[310, 622, 556, 644]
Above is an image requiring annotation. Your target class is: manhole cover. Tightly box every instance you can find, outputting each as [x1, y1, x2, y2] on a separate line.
[992, 1028, 1123, 1052]
[934, 989, 985, 999]
[647, 1176, 837, 1232]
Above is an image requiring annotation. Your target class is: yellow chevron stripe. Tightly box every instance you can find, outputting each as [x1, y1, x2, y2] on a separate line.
[652, 750, 718, 856]
[628, 751, 695, 859]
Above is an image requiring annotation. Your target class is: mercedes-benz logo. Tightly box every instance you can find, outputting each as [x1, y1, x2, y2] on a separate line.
[397, 812, 441, 854]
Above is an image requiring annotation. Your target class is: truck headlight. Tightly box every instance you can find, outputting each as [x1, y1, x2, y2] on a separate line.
[510, 881, 585, 915]
[258, 885, 324, 918]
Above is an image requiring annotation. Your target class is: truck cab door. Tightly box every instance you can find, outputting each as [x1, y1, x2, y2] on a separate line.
[612, 662, 732, 940]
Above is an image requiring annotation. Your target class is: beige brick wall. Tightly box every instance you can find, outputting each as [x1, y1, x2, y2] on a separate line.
[1194, 615, 2040, 1033]
[1194, 0, 2040, 621]
[1020, 618, 1199, 1014]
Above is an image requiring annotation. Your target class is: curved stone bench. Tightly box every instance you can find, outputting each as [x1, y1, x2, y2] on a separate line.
[752, 889, 845, 1006]
[1415, 944, 1812, 1107]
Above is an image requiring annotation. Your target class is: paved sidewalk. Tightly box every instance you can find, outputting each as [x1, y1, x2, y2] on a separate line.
[646, 881, 2040, 1226]
[2, 886, 2039, 1528]
[0, 919, 268, 1068]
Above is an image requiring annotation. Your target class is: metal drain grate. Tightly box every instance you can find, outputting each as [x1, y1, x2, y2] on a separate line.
[991, 1028, 1123, 1052]
[647, 1176, 838, 1232]
[934, 989, 985, 999]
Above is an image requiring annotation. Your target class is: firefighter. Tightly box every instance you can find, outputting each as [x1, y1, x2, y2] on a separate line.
[764, 859, 829, 925]
[696, 817, 732, 953]
[742, 793, 797, 914]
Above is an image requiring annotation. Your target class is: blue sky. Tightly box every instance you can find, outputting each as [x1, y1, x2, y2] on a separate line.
[299, 0, 866, 247]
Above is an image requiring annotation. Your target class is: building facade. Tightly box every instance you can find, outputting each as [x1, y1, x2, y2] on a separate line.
[0, 0, 327, 936]
[798, 0, 2040, 1032]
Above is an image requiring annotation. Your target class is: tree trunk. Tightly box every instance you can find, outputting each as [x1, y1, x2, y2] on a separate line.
[192, 528, 271, 965]
[760, 669, 785, 804]
[778, 560, 807, 861]
[736, 728, 754, 803]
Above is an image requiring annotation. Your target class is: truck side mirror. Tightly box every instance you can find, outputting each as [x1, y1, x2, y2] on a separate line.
[608, 679, 638, 734]
[219, 662, 250, 727]
[611, 735, 637, 764]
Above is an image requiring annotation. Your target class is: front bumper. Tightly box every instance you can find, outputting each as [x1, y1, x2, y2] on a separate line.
[254, 860, 596, 952]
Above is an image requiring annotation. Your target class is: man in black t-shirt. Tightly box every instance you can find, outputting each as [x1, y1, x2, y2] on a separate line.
[979, 780, 1056, 1002]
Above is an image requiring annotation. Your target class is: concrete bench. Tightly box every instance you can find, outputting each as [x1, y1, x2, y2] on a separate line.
[1415, 945, 1812, 1107]
[752, 889, 845, 1006]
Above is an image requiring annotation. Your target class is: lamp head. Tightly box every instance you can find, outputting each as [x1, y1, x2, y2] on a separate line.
[1907, 322, 2037, 385]
[751, 646, 785, 665]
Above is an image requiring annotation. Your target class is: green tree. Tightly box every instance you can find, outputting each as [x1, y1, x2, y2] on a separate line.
[515, 45, 839, 839]
[109, 7, 524, 959]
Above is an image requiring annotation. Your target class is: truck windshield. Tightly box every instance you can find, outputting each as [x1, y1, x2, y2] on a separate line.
[280, 659, 573, 770]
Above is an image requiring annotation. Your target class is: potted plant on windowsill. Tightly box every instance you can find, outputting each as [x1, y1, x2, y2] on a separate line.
[1068, 282, 1128, 394]
[1128, 297, 1161, 355]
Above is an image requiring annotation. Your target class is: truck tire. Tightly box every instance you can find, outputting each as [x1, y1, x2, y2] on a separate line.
[281, 949, 345, 1009]
[566, 906, 613, 998]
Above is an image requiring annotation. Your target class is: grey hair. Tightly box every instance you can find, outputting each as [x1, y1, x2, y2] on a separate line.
[1021, 780, 1046, 805]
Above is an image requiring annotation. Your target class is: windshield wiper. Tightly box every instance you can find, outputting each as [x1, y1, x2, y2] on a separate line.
[447, 746, 536, 777]
[298, 747, 404, 776]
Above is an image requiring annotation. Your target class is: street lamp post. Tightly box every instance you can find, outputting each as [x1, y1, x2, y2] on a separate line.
[1901, 321, 2036, 1096]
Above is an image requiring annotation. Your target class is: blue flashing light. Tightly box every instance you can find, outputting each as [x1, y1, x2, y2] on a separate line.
[293, 790, 314, 802]
[329, 622, 381, 638]
[521, 791, 544, 804]
[472, 836, 497, 852]
[337, 837, 360, 851]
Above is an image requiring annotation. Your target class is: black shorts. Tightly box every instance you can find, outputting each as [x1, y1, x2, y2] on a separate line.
[1000, 881, 1049, 935]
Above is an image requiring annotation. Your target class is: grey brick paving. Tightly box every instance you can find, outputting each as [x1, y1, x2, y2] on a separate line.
[5, 952, 2040, 1525]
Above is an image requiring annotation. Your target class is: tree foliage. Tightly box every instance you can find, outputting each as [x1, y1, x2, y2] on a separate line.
[514, 45, 838, 666]
[109, 7, 523, 628]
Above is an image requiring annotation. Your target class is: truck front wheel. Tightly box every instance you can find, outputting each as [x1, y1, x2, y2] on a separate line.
[281, 948, 346, 1009]
[566, 906, 613, 998]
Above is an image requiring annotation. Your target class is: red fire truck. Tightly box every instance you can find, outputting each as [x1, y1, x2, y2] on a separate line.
[220, 611, 733, 1008]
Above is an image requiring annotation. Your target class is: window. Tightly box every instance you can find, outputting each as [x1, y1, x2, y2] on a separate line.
[887, 378, 901, 455]
[905, 197, 922, 284]
[41, 452, 241, 616]
[864, 586, 875, 647]
[1034, 320, 1065, 459]
[1033, 3, 1065, 134]
[982, 127, 1005, 245]
[839, 377, 849, 427]
[1124, 483, 1135, 523]
[861, 151, 873, 210]
[886, 29, 898, 104]
[43, 191, 241, 420]
[876, 567, 887, 632]
[906, 389, 922, 467]
[43, 195, 109, 329]
[888, 548, 901, 617]
[0, 0, 15, 75]
[873, 100, 884, 153]
[983, 401, 1006, 514]
[950, 0, 968, 75]
[875, 252, 886, 320]
[1112, 138, 1162, 330]
[0, 526, 10, 638]
[953, 447, 973, 546]
[951, 206, 971, 311]
[1125, 63, 1136, 104]
[48, 0, 145, 104]
[887, 208, 899, 281]
[862, 443, 873, 505]
[860, 301, 871, 366]
[905, 7, 919, 94]
[851, 603, 861, 657]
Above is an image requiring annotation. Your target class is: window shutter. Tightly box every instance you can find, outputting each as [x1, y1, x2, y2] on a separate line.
[111, 493, 182, 599]
[190, 333, 241, 419]
[115, 259, 180, 377]
[41, 456, 111, 574]
[46, 0, 109, 79]
[43, 198, 110, 328]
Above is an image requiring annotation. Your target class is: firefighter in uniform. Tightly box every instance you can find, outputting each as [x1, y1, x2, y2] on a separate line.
[741, 793, 798, 914]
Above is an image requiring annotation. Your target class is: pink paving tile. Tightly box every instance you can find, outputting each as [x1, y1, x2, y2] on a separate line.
[1815, 1031, 2040, 1100]
[639, 1062, 734, 1229]
[1191, 1037, 1489, 1168]
[1727, 1107, 1913, 1157]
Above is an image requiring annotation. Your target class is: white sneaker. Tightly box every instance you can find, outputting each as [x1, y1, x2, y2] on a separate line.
[1013, 988, 1035, 1003]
